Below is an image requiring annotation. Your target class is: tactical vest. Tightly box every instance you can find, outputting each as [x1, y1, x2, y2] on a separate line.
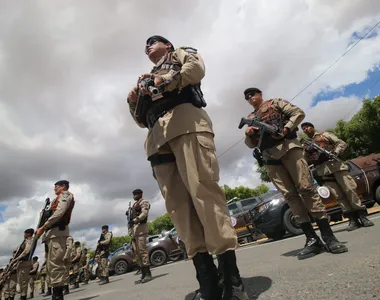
[50, 193, 75, 230]
[249, 100, 297, 150]
[131, 199, 148, 224]
[18, 239, 31, 261]
[137, 48, 206, 129]
[304, 132, 335, 165]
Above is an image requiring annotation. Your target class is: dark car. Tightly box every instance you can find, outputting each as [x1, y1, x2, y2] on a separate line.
[108, 244, 137, 275]
[147, 227, 184, 267]
[227, 197, 267, 244]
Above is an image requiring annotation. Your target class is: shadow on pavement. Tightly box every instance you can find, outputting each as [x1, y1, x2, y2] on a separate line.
[281, 248, 304, 257]
[78, 296, 99, 300]
[183, 276, 272, 300]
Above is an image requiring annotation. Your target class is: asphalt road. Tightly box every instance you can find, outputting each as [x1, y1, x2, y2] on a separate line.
[34, 214, 380, 300]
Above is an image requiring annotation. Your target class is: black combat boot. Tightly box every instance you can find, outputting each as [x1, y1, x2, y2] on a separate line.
[44, 288, 52, 297]
[63, 285, 69, 295]
[346, 211, 361, 231]
[316, 218, 348, 254]
[40, 289, 45, 295]
[134, 267, 141, 275]
[191, 252, 223, 300]
[29, 292, 34, 298]
[298, 222, 326, 260]
[141, 266, 152, 283]
[20, 296, 27, 300]
[53, 286, 64, 300]
[217, 250, 249, 300]
[99, 276, 110, 285]
[357, 210, 374, 227]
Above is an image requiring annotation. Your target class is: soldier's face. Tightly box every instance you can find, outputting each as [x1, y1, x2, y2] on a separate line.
[133, 193, 142, 200]
[145, 41, 171, 62]
[302, 125, 314, 136]
[246, 92, 263, 107]
[54, 184, 65, 195]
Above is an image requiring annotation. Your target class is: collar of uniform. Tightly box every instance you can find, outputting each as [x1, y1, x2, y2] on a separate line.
[312, 131, 320, 138]
[154, 53, 169, 68]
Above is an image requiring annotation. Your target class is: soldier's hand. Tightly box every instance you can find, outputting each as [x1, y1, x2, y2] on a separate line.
[127, 87, 139, 103]
[245, 126, 258, 136]
[138, 73, 154, 95]
[282, 127, 290, 136]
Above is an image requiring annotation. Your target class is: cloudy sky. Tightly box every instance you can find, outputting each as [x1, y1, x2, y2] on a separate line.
[1, 0, 380, 267]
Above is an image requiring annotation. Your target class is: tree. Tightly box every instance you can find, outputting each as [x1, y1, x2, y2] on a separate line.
[221, 184, 269, 201]
[147, 213, 174, 235]
[329, 96, 380, 158]
[256, 165, 271, 183]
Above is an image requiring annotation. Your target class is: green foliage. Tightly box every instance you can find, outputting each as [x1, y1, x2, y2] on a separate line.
[147, 213, 174, 235]
[109, 236, 131, 252]
[329, 96, 380, 158]
[221, 184, 269, 200]
[255, 165, 272, 183]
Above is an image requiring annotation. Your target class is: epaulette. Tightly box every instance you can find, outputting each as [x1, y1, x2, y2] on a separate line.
[179, 46, 198, 54]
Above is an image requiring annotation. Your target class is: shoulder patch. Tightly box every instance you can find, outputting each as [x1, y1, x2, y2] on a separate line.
[179, 46, 198, 54]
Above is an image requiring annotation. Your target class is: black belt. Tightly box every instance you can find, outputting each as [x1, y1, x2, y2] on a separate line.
[262, 159, 282, 166]
[148, 153, 176, 167]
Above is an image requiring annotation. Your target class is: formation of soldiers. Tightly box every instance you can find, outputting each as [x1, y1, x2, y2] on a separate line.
[0, 34, 376, 300]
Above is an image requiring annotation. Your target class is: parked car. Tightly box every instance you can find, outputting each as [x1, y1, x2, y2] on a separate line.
[249, 153, 380, 240]
[146, 227, 184, 267]
[108, 244, 137, 275]
[227, 196, 268, 244]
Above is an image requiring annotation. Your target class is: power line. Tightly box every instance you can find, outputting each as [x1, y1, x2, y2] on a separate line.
[216, 19, 380, 160]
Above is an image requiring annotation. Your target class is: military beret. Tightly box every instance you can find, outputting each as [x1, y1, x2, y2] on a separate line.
[244, 88, 262, 98]
[132, 189, 143, 195]
[146, 35, 174, 49]
[301, 122, 314, 128]
[33, 256, 38, 260]
[24, 228, 34, 234]
[102, 225, 109, 230]
[54, 180, 69, 186]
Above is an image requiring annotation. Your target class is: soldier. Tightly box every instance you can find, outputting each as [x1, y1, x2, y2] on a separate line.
[36, 180, 75, 300]
[62, 236, 73, 295]
[12, 229, 34, 300]
[243, 87, 348, 260]
[38, 261, 47, 295]
[28, 256, 39, 299]
[81, 248, 91, 285]
[71, 241, 81, 289]
[126, 35, 247, 300]
[3, 256, 17, 300]
[301, 122, 374, 230]
[97, 225, 113, 285]
[126, 189, 152, 284]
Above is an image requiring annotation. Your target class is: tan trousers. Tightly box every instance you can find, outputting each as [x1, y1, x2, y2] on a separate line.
[40, 274, 46, 291]
[132, 235, 149, 267]
[322, 170, 365, 212]
[153, 132, 238, 258]
[17, 261, 32, 296]
[266, 148, 327, 223]
[83, 266, 89, 282]
[100, 258, 109, 277]
[47, 237, 67, 287]
[3, 273, 17, 298]
[72, 263, 80, 283]
[28, 274, 36, 294]
[46, 273, 51, 288]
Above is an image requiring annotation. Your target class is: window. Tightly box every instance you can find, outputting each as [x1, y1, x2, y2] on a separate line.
[227, 203, 240, 216]
[240, 198, 260, 210]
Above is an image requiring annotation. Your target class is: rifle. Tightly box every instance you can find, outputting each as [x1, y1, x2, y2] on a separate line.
[89, 233, 103, 274]
[133, 71, 181, 126]
[126, 201, 133, 230]
[238, 117, 284, 167]
[0, 241, 25, 285]
[29, 198, 51, 261]
[302, 139, 340, 162]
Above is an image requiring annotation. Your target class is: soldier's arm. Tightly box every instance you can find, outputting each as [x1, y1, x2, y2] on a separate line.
[322, 132, 347, 155]
[16, 239, 33, 260]
[135, 200, 150, 222]
[99, 233, 112, 245]
[244, 133, 259, 149]
[160, 48, 205, 91]
[274, 99, 305, 131]
[30, 262, 39, 274]
[43, 192, 73, 229]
